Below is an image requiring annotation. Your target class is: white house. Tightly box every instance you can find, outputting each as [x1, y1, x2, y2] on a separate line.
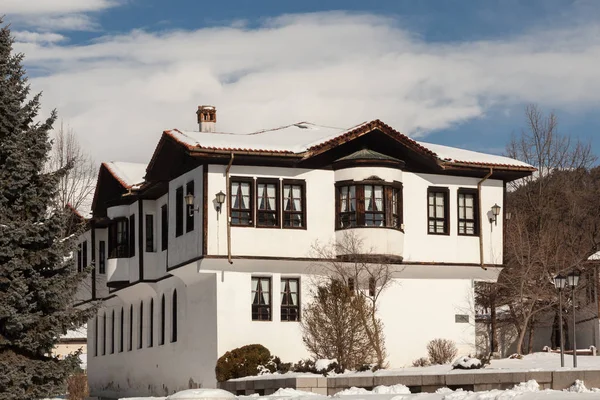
[75, 106, 535, 398]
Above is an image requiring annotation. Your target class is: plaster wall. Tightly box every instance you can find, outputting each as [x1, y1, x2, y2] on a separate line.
[167, 165, 204, 268]
[402, 173, 504, 264]
[87, 273, 218, 398]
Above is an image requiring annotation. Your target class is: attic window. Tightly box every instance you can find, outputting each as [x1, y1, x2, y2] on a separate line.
[365, 175, 383, 181]
[294, 123, 309, 129]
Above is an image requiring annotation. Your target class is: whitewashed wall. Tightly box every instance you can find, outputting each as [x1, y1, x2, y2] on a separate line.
[402, 173, 504, 265]
[167, 165, 204, 268]
[87, 273, 218, 398]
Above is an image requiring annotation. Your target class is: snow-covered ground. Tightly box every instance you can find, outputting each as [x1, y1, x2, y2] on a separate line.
[230, 353, 599, 382]
[115, 380, 600, 400]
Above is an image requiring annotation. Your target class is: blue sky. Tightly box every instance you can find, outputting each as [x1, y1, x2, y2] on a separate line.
[6, 0, 600, 163]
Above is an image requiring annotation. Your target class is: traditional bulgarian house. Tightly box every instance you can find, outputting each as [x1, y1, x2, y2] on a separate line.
[76, 106, 535, 398]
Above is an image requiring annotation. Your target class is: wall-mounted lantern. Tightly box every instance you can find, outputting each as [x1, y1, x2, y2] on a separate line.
[489, 203, 501, 225]
[184, 193, 199, 217]
[215, 191, 226, 214]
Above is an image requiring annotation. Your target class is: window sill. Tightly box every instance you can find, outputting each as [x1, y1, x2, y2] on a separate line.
[427, 232, 450, 236]
[457, 233, 479, 237]
[336, 226, 404, 233]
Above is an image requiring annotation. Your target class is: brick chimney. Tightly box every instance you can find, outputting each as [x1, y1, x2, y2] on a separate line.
[197, 105, 216, 132]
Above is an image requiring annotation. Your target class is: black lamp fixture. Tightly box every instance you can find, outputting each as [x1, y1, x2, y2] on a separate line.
[184, 193, 199, 217]
[567, 270, 581, 288]
[215, 191, 226, 214]
[553, 273, 567, 367]
[553, 274, 567, 291]
[490, 203, 501, 225]
[567, 269, 581, 368]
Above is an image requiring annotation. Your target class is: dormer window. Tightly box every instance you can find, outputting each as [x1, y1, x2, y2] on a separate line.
[335, 180, 403, 230]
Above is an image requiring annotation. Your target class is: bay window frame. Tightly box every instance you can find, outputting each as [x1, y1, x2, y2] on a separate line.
[335, 180, 403, 231]
[251, 276, 272, 321]
[280, 277, 301, 322]
[108, 217, 129, 259]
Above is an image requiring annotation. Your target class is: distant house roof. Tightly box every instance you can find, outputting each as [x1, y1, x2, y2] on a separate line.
[165, 119, 534, 170]
[103, 161, 147, 190]
[60, 324, 87, 341]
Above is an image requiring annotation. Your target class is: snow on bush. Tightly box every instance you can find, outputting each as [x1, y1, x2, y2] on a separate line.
[314, 359, 337, 372]
[271, 388, 320, 397]
[452, 356, 482, 370]
[166, 388, 236, 399]
[567, 379, 600, 393]
[335, 384, 410, 396]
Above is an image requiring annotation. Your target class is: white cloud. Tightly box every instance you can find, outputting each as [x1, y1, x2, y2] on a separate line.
[13, 31, 66, 44]
[4, 0, 117, 15]
[13, 12, 600, 164]
[5, 0, 120, 31]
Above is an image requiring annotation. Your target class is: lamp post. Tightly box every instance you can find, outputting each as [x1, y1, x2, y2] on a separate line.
[567, 270, 581, 368]
[553, 274, 567, 367]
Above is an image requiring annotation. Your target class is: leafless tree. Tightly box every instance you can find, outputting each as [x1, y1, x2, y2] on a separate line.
[498, 104, 600, 354]
[46, 120, 97, 214]
[306, 231, 401, 368]
[301, 279, 376, 370]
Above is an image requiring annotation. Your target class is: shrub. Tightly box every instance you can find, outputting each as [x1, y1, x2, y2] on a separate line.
[67, 373, 89, 400]
[412, 357, 431, 367]
[427, 339, 458, 365]
[215, 344, 274, 382]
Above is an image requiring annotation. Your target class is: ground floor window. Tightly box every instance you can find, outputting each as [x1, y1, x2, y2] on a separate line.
[251, 277, 272, 321]
[281, 278, 300, 321]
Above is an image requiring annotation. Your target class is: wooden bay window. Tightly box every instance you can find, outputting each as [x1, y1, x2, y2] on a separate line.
[336, 180, 403, 230]
[108, 218, 129, 258]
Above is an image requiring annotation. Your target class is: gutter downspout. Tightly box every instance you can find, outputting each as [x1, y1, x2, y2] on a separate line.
[226, 153, 234, 264]
[478, 168, 493, 270]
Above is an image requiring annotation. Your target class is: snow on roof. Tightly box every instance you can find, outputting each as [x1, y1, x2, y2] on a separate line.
[168, 120, 533, 170]
[168, 122, 365, 154]
[588, 251, 600, 261]
[104, 161, 147, 189]
[417, 141, 533, 168]
[61, 324, 87, 340]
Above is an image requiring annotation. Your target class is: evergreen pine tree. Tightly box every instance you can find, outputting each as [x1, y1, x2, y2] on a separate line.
[0, 20, 93, 399]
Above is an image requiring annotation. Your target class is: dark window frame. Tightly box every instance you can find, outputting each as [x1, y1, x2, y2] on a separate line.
[427, 186, 450, 235]
[82, 241, 88, 271]
[175, 186, 184, 237]
[160, 294, 165, 345]
[230, 177, 255, 227]
[77, 243, 82, 272]
[145, 214, 155, 252]
[138, 301, 143, 349]
[186, 181, 195, 233]
[129, 214, 135, 257]
[281, 277, 300, 322]
[282, 180, 307, 229]
[148, 298, 154, 348]
[128, 305, 133, 351]
[108, 218, 129, 259]
[171, 290, 178, 343]
[251, 276, 272, 321]
[161, 205, 168, 251]
[99, 240, 106, 274]
[119, 307, 124, 353]
[256, 178, 281, 228]
[102, 312, 106, 356]
[457, 188, 479, 236]
[335, 180, 403, 231]
[94, 314, 98, 357]
[110, 309, 114, 354]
